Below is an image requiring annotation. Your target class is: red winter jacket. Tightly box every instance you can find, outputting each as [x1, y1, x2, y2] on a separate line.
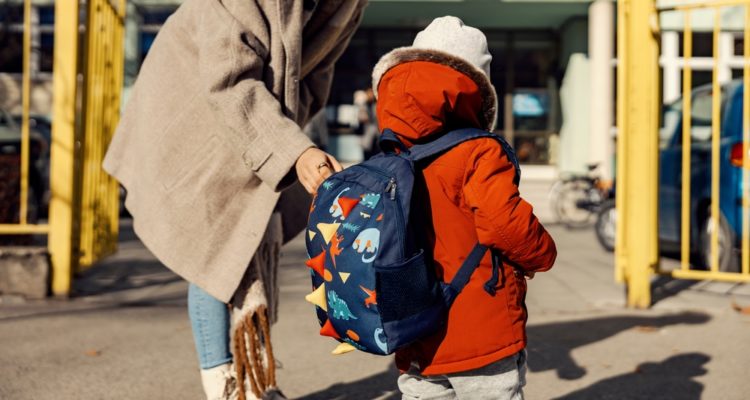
[376, 61, 557, 375]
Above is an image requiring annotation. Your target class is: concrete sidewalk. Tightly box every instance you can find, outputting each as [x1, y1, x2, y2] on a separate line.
[2, 194, 750, 399]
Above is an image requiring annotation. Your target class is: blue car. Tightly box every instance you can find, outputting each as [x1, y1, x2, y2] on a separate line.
[659, 79, 746, 272]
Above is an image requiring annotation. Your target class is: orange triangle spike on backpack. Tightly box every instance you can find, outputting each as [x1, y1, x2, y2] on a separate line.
[337, 197, 360, 219]
[319, 319, 340, 339]
[305, 250, 327, 278]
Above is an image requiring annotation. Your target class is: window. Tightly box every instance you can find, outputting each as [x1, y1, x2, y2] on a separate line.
[38, 6, 54, 73]
[139, 32, 158, 61]
[691, 89, 713, 126]
[678, 32, 714, 58]
[665, 86, 729, 145]
[660, 98, 682, 148]
[0, 5, 24, 73]
[138, 6, 177, 63]
[0, 5, 54, 74]
[734, 35, 744, 57]
[512, 89, 550, 131]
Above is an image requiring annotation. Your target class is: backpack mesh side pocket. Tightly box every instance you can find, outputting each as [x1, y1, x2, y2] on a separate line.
[375, 250, 443, 323]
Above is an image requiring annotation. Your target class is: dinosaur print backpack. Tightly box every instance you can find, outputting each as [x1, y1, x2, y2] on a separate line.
[304, 128, 520, 355]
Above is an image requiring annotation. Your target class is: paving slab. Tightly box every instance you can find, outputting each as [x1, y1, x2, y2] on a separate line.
[1, 208, 749, 399]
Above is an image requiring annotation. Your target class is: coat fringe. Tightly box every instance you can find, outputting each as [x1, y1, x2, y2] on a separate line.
[233, 304, 276, 400]
[229, 213, 283, 399]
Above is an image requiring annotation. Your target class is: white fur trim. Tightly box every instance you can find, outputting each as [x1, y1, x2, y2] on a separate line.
[230, 280, 267, 345]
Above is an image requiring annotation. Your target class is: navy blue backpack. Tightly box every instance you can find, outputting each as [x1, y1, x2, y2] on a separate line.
[304, 128, 520, 355]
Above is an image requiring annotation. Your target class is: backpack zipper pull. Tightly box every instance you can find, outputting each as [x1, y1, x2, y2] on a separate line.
[385, 177, 397, 200]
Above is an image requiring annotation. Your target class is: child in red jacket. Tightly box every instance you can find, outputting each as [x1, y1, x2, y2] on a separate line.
[371, 17, 557, 399]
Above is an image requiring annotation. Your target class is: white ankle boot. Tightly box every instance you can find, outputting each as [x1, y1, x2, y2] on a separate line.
[200, 364, 238, 400]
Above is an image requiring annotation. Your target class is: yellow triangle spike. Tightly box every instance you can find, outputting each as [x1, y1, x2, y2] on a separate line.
[304, 284, 327, 311]
[331, 342, 357, 355]
[308, 230, 317, 241]
[339, 272, 351, 283]
[317, 222, 341, 244]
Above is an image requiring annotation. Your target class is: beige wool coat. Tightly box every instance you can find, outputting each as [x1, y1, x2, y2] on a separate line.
[103, 0, 367, 303]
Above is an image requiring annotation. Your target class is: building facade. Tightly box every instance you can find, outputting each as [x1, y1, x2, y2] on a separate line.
[1, 0, 745, 180]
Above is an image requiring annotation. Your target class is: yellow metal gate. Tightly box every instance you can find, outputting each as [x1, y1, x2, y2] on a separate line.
[0, 0, 125, 296]
[618, 0, 750, 307]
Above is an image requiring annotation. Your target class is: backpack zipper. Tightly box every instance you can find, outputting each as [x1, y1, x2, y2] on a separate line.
[385, 177, 397, 200]
[358, 165, 405, 259]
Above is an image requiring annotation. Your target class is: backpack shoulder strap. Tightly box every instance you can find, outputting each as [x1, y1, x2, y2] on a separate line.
[407, 128, 521, 184]
[406, 128, 494, 162]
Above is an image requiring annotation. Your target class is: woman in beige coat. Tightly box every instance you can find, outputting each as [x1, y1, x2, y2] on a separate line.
[103, 0, 367, 398]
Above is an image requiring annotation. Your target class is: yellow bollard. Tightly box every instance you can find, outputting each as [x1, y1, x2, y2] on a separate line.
[49, 0, 82, 296]
[616, 0, 660, 308]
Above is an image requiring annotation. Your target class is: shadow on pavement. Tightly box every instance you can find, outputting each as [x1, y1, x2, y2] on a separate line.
[650, 274, 701, 306]
[552, 353, 710, 400]
[72, 259, 182, 297]
[117, 218, 139, 243]
[295, 363, 400, 400]
[0, 292, 187, 322]
[527, 311, 711, 380]
[71, 218, 182, 297]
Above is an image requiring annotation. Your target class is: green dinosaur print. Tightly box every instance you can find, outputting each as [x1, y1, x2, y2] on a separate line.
[328, 290, 357, 320]
[341, 223, 361, 233]
[360, 193, 381, 209]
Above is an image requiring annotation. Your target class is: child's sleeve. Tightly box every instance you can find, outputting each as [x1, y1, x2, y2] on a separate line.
[462, 140, 557, 273]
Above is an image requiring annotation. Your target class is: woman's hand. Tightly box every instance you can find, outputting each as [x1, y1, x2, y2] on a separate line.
[295, 148, 343, 194]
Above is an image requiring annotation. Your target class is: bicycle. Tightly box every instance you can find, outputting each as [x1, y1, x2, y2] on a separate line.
[595, 196, 616, 252]
[549, 164, 610, 229]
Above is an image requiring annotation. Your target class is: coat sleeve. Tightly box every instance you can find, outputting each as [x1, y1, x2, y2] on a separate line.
[194, 1, 315, 192]
[463, 140, 557, 273]
[297, 3, 366, 126]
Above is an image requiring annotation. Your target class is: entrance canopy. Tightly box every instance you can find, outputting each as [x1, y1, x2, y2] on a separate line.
[362, 0, 592, 29]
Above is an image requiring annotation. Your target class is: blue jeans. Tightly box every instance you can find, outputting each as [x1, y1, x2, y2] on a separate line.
[188, 283, 232, 369]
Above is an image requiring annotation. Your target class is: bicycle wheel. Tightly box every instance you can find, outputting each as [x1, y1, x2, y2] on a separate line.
[595, 199, 616, 252]
[553, 179, 594, 229]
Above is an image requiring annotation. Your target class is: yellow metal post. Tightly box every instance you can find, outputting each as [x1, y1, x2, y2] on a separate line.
[615, 0, 628, 283]
[710, 9, 722, 272]
[681, 11, 693, 272]
[49, 0, 81, 296]
[79, 0, 101, 268]
[617, 0, 660, 308]
[78, 0, 125, 269]
[20, 0, 32, 225]
[743, 5, 750, 276]
[109, 0, 127, 253]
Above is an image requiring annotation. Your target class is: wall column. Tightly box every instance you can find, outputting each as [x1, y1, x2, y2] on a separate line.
[662, 31, 681, 104]
[588, 0, 615, 181]
[719, 32, 733, 84]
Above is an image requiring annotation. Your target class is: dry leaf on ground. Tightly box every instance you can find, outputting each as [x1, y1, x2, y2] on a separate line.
[634, 325, 659, 333]
[730, 300, 750, 315]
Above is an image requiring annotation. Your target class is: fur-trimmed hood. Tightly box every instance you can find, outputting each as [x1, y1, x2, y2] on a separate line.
[372, 47, 498, 131]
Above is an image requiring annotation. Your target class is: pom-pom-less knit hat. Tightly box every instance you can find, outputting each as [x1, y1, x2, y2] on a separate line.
[372, 16, 498, 131]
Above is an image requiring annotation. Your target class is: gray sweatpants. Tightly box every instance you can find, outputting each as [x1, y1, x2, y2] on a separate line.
[397, 350, 527, 400]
